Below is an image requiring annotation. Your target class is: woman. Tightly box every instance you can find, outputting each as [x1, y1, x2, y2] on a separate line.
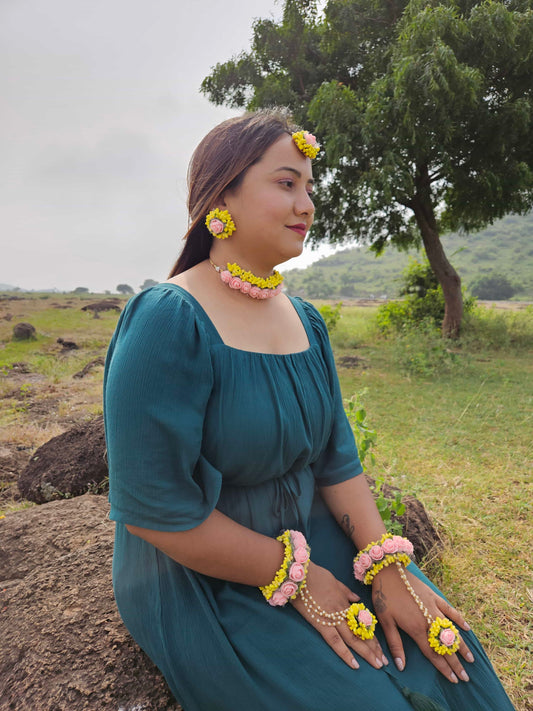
[104, 110, 515, 710]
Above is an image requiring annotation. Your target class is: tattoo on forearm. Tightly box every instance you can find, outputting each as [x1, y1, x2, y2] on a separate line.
[340, 514, 354, 538]
[374, 578, 387, 614]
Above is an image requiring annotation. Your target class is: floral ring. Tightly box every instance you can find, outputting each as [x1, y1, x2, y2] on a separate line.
[428, 617, 461, 655]
[345, 603, 377, 640]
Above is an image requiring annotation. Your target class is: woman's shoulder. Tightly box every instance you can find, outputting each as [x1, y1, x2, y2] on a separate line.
[114, 283, 210, 344]
[288, 295, 328, 337]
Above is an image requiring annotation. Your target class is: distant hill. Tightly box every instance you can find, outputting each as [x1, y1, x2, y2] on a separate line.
[0, 283, 19, 291]
[285, 212, 533, 300]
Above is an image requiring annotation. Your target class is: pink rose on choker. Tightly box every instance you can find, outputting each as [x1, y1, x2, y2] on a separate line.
[240, 281, 251, 294]
[229, 277, 243, 290]
[382, 538, 398, 555]
[280, 581, 298, 598]
[293, 546, 309, 564]
[259, 289, 270, 299]
[289, 562, 305, 582]
[220, 270, 232, 284]
[249, 286, 262, 299]
[369, 545, 384, 561]
[304, 132, 317, 146]
[358, 553, 372, 570]
[269, 590, 287, 606]
[358, 609, 373, 627]
[209, 218, 224, 234]
[439, 628, 457, 647]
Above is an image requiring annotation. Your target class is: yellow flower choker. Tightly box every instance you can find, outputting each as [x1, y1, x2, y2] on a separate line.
[210, 260, 284, 299]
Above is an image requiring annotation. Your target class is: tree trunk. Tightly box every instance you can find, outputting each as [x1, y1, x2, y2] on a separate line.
[411, 169, 463, 339]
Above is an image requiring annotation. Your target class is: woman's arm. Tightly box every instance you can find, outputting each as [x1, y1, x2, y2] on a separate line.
[126, 509, 284, 586]
[126, 508, 386, 671]
[319, 475, 474, 684]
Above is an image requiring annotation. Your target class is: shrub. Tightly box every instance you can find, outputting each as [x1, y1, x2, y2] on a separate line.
[469, 272, 518, 300]
[319, 302, 343, 333]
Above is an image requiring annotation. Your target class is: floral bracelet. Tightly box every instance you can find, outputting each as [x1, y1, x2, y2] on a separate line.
[259, 530, 310, 607]
[353, 533, 414, 585]
[353, 534, 461, 656]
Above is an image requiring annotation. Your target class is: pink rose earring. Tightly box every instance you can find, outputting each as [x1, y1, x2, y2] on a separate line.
[205, 208, 236, 239]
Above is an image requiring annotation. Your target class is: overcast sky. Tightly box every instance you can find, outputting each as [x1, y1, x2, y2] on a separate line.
[1, 0, 334, 292]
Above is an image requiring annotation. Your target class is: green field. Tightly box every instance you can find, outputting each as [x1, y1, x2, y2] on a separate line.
[0, 293, 531, 709]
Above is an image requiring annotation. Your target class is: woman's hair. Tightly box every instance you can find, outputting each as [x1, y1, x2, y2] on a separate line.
[168, 109, 298, 276]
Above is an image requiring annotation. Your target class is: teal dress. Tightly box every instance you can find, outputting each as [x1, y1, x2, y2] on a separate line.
[103, 283, 514, 711]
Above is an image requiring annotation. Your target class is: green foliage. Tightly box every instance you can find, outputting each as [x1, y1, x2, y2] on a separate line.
[202, 0, 533, 334]
[344, 392, 377, 467]
[469, 272, 518, 300]
[318, 302, 342, 333]
[376, 258, 476, 333]
[73, 287, 89, 294]
[460, 304, 533, 351]
[392, 318, 462, 376]
[370, 476, 406, 537]
[344, 391, 405, 534]
[116, 284, 134, 295]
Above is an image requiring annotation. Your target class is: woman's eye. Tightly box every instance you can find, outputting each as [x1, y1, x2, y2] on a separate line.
[280, 179, 294, 188]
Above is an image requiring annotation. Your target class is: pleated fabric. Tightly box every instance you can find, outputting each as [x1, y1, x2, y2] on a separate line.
[104, 283, 515, 711]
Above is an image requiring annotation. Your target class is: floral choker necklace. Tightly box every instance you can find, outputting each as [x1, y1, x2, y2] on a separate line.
[209, 259, 284, 299]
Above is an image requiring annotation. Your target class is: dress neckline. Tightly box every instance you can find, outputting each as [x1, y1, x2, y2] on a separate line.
[157, 282, 317, 356]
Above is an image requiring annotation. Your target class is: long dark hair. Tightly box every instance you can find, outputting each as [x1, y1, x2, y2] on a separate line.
[168, 109, 298, 277]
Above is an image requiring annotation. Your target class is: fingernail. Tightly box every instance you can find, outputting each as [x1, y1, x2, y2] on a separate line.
[450, 672, 458, 684]
[395, 657, 404, 671]
[351, 658, 359, 669]
[375, 656, 383, 668]
[460, 670, 470, 682]
[466, 652, 474, 663]
[382, 654, 389, 666]
[463, 622, 471, 631]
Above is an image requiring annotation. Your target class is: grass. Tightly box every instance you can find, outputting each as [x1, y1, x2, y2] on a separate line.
[0, 293, 531, 709]
[331, 303, 532, 710]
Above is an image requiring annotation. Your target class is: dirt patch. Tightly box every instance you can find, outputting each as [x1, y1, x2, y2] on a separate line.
[337, 355, 368, 369]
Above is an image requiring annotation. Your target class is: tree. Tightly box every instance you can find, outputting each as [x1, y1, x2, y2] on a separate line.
[116, 284, 134, 295]
[140, 279, 158, 291]
[202, 0, 533, 337]
[73, 287, 89, 294]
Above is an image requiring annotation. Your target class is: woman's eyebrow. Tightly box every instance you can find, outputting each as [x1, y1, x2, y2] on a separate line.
[272, 166, 315, 184]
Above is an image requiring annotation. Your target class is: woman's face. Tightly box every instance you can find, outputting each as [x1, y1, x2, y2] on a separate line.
[220, 133, 315, 268]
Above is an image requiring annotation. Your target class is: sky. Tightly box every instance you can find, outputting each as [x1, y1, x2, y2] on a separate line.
[1, 0, 335, 293]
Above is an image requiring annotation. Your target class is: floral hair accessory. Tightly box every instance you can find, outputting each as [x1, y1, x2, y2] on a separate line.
[259, 530, 310, 606]
[292, 130, 321, 159]
[205, 208, 236, 239]
[353, 533, 413, 585]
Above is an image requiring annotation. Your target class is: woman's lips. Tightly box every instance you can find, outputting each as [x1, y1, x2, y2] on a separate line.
[286, 224, 307, 237]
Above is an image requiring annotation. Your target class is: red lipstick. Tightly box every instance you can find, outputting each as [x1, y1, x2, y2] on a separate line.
[287, 223, 307, 237]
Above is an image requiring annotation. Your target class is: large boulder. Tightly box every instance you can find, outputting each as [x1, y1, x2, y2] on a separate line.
[0, 494, 180, 711]
[18, 417, 108, 503]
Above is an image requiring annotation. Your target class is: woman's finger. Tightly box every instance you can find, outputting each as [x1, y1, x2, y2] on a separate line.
[320, 624, 361, 669]
[338, 623, 388, 669]
[435, 599, 475, 664]
[379, 613, 406, 671]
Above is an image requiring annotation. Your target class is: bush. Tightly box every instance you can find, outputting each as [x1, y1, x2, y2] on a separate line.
[469, 272, 518, 300]
[376, 258, 475, 333]
[319, 302, 342, 333]
[392, 319, 461, 376]
[460, 304, 533, 351]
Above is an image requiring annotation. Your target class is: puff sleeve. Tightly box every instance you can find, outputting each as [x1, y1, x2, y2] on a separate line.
[103, 285, 220, 530]
[302, 300, 364, 486]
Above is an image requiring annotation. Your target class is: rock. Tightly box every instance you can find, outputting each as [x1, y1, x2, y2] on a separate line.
[81, 300, 122, 314]
[0, 495, 181, 710]
[57, 337, 79, 350]
[12, 322, 36, 341]
[365, 475, 442, 563]
[18, 417, 108, 503]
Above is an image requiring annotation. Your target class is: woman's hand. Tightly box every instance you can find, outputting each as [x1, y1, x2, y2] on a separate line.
[372, 564, 474, 684]
[291, 561, 389, 670]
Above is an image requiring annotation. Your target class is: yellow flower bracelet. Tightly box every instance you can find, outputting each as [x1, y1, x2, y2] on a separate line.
[259, 530, 310, 607]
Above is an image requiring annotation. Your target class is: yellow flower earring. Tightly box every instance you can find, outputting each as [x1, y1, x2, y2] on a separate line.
[205, 208, 236, 239]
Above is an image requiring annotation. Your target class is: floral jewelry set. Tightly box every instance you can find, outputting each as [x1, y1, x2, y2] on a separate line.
[261, 530, 461, 656]
[206, 130, 320, 299]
